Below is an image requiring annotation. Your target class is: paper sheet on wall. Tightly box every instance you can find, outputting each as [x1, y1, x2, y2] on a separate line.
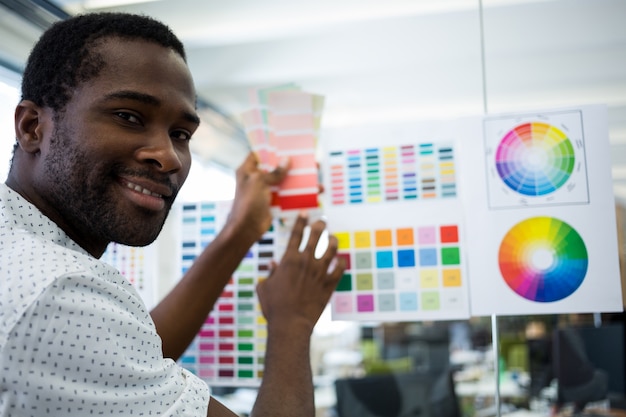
[461, 104, 622, 316]
[320, 120, 472, 322]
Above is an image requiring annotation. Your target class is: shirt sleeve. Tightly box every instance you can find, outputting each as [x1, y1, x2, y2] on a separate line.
[0, 272, 210, 416]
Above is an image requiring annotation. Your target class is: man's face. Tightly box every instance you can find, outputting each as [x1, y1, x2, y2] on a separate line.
[33, 38, 199, 254]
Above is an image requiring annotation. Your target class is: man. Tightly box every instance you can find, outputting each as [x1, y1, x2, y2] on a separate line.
[0, 12, 345, 417]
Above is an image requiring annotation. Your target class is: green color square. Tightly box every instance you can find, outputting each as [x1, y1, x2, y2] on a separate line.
[441, 247, 460, 265]
[336, 273, 352, 291]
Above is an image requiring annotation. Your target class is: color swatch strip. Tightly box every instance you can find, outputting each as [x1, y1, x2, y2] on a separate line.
[177, 201, 279, 387]
[329, 142, 457, 206]
[242, 85, 324, 215]
[331, 224, 468, 321]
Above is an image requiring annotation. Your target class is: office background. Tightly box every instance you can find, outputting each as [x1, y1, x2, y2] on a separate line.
[1, 1, 625, 416]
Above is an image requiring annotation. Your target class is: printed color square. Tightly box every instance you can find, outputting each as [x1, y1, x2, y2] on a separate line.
[399, 292, 418, 311]
[336, 232, 351, 249]
[417, 226, 437, 244]
[421, 292, 441, 310]
[419, 248, 438, 266]
[396, 228, 414, 245]
[378, 294, 396, 311]
[337, 253, 351, 270]
[440, 225, 459, 243]
[377, 272, 395, 289]
[336, 273, 352, 291]
[376, 251, 394, 268]
[356, 273, 374, 290]
[397, 249, 416, 267]
[420, 269, 439, 289]
[357, 294, 375, 312]
[375, 229, 393, 246]
[441, 247, 460, 265]
[442, 269, 462, 287]
[355, 252, 373, 269]
[354, 231, 371, 248]
[333, 293, 353, 313]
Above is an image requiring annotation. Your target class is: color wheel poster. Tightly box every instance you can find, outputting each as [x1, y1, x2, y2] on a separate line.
[321, 120, 471, 322]
[461, 105, 622, 316]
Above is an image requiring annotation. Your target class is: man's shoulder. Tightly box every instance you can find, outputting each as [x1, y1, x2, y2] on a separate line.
[0, 226, 116, 346]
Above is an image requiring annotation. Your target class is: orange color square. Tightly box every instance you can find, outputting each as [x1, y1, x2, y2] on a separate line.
[375, 229, 392, 247]
[396, 228, 414, 246]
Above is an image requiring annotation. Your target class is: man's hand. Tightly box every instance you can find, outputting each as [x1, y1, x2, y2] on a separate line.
[226, 152, 289, 245]
[256, 212, 346, 333]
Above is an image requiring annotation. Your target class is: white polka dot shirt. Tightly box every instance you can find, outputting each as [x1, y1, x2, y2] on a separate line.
[0, 184, 210, 416]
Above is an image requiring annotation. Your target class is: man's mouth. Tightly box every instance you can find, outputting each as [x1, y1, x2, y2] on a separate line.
[124, 180, 163, 198]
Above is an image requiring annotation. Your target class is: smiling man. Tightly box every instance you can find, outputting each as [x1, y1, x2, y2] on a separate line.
[0, 12, 344, 417]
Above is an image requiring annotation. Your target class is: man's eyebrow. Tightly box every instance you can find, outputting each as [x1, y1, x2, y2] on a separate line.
[102, 90, 201, 125]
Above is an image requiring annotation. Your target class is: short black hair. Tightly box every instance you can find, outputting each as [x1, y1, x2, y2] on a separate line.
[21, 12, 187, 112]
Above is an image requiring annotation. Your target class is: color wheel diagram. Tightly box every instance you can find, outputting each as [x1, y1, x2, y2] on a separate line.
[484, 110, 589, 209]
[498, 216, 588, 303]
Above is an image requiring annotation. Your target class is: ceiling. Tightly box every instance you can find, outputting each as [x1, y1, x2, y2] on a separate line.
[1, 0, 625, 203]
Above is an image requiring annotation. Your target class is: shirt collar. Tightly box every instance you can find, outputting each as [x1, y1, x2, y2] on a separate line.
[0, 183, 91, 257]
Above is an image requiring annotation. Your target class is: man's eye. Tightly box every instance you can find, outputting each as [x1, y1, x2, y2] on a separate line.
[115, 112, 141, 124]
[171, 130, 192, 141]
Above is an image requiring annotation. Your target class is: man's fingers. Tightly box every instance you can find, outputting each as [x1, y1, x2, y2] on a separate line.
[302, 220, 326, 256]
[286, 212, 308, 252]
[237, 152, 259, 178]
[264, 157, 289, 185]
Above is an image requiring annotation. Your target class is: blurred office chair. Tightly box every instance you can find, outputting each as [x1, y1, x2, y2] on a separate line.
[334, 369, 460, 417]
[553, 327, 609, 415]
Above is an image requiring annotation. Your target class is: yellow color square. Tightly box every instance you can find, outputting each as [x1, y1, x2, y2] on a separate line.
[257, 315, 267, 325]
[420, 269, 439, 288]
[336, 232, 351, 249]
[442, 269, 462, 287]
[354, 231, 371, 248]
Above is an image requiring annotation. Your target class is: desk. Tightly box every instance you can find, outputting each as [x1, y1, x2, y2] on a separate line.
[455, 371, 528, 399]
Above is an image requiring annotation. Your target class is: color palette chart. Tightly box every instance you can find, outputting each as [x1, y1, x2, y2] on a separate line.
[463, 105, 622, 316]
[328, 142, 457, 205]
[483, 110, 589, 209]
[241, 84, 324, 218]
[331, 224, 469, 321]
[322, 122, 470, 321]
[102, 243, 157, 310]
[177, 200, 284, 387]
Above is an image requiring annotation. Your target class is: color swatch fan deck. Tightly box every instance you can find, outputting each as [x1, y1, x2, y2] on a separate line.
[241, 84, 324, 219]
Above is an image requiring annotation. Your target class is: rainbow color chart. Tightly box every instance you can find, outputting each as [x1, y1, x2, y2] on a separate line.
[331, 224, 469, 321]
[484, 110, 589, 209]
[498, 217, 588, 303]
[328, 142, 457, 205]
[177, 201, 282, 386]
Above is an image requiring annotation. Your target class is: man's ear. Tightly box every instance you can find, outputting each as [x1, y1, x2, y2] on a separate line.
[14, 100, 50, 154]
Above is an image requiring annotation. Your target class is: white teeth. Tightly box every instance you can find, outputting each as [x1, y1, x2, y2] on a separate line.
[126, 181, 162, 198]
